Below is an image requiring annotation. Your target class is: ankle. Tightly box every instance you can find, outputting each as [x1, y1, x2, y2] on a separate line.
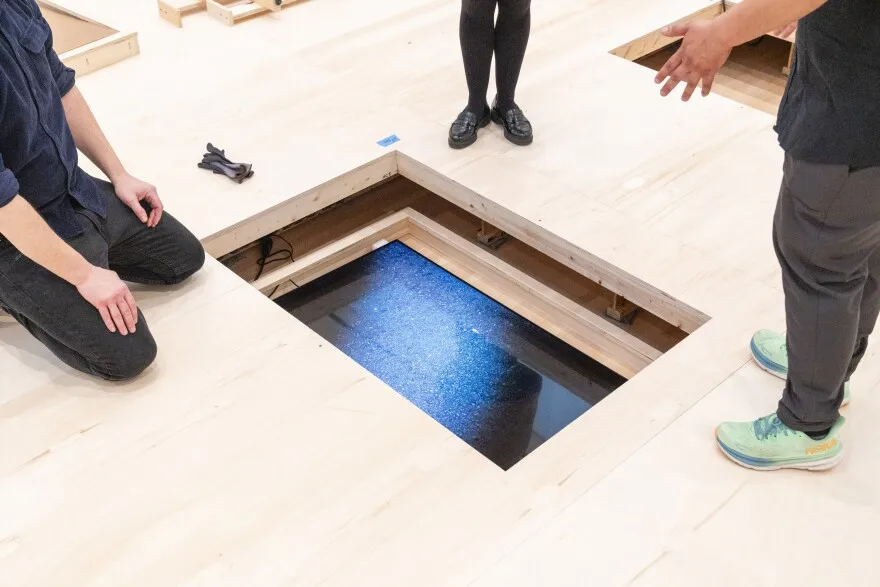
[466, 100, 489, 115]
[805, 428, 831, 440]
[495, 97, 517, 112]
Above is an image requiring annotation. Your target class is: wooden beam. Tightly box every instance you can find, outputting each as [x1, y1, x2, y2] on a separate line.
[252, 211, 412, 297]
[397, 153, 709, 334]
[59, 31, 139, 77]
[403, 209, 662, 379]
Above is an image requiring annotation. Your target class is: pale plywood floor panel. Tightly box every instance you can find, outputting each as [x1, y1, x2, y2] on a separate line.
[1, 0, 877, 585]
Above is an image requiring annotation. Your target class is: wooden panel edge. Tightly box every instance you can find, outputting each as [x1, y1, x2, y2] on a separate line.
[401, 208, 658, 378]
[395, 152, 709, 334]
[59, 31, 139, 77]
[202, 153, 398, 258]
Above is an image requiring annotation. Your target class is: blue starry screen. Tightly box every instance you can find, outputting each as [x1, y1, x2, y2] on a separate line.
[276, 241, 626, 470]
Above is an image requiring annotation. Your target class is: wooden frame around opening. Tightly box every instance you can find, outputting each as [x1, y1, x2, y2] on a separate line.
[38, 1, 139, 77]
[252, 208, 663, 380]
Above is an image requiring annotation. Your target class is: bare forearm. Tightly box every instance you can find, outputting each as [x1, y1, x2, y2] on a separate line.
[0, 196, 92, 286]
[61, 87, 127, 183]
[715, 0, 826, 46]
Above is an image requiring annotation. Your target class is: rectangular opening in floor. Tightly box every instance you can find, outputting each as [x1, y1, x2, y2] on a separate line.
[610, 2, 792, 115]
[219, 176, 704, 469]
[276, 240, 625, 470]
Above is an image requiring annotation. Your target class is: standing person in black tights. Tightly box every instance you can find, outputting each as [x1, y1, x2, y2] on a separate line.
[448, 0, 533, 149]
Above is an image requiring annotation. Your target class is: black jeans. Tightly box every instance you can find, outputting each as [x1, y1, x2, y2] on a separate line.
[0, 178, 205, 381]
[774, 155, 880, 431]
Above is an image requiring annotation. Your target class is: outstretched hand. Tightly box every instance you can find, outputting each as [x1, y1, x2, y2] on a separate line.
[654, 20, 734, 101]
[113, 173, 164, 228]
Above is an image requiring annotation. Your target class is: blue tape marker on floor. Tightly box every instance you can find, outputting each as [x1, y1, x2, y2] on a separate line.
[377, 134, 400, 147]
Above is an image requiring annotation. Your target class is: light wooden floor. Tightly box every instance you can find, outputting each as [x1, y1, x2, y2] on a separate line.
[2, 1, 879, 585]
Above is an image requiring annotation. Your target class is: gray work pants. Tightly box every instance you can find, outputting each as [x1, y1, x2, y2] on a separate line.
[775, 154, 880, 432]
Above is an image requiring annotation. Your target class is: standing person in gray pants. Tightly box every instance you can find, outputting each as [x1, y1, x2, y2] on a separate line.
[654, 0, 879, 470]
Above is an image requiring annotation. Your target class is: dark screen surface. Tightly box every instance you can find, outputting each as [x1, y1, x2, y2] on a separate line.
[276, 241, 626, 470]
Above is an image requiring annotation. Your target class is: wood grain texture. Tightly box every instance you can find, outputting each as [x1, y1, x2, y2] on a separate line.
[2, 0, 878, 586]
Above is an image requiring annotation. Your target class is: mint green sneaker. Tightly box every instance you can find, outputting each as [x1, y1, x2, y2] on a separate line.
[715, 413, 845, 471]
[750, 329, 850, 406]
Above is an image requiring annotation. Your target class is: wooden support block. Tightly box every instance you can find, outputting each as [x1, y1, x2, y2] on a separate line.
[477, 220, 508, 250]
[606, 294, 639, 324]
[158, 0, 206, 27]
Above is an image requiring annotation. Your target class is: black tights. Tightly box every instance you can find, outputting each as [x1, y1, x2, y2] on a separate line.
[459, 0, 531, 113]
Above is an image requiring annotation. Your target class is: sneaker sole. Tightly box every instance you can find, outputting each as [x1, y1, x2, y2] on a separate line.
[749, 338, 850, 407]
[716, 435, 843, 471]
[750, 337, 787, 380]
[448, 117, 490, 150]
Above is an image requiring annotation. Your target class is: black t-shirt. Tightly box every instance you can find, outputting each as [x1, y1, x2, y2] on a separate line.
[775, 0, 880, 167]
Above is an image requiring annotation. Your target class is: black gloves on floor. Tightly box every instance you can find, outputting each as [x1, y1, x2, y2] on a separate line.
[198, 143, 254, 183]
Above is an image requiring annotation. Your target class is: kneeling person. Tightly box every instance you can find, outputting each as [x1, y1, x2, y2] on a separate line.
[0, 0, 204, 380]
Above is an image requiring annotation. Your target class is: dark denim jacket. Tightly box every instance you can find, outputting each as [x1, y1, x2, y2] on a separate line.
[0, 0, 104, 238]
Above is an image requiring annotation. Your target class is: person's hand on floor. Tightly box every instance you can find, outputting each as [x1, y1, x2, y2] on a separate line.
[655, 20, 734, 101]
[113, 173, 164, 228]
[75, 265, 138, 335]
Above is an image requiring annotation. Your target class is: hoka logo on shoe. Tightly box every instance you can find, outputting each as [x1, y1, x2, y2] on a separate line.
[805, 438, 838, 455]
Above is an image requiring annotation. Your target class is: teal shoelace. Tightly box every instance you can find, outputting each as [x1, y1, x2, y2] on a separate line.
[753, 415, 794, 440]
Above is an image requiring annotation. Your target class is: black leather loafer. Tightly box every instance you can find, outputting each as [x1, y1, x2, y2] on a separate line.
[491, 99, 533, 146]
[448, 106, 491, 149]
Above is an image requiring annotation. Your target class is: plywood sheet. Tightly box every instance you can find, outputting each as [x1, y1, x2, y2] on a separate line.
[38, 3, 117, 54]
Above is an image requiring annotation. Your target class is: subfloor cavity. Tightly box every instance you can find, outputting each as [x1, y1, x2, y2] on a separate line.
[276, 241, 625, 470]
